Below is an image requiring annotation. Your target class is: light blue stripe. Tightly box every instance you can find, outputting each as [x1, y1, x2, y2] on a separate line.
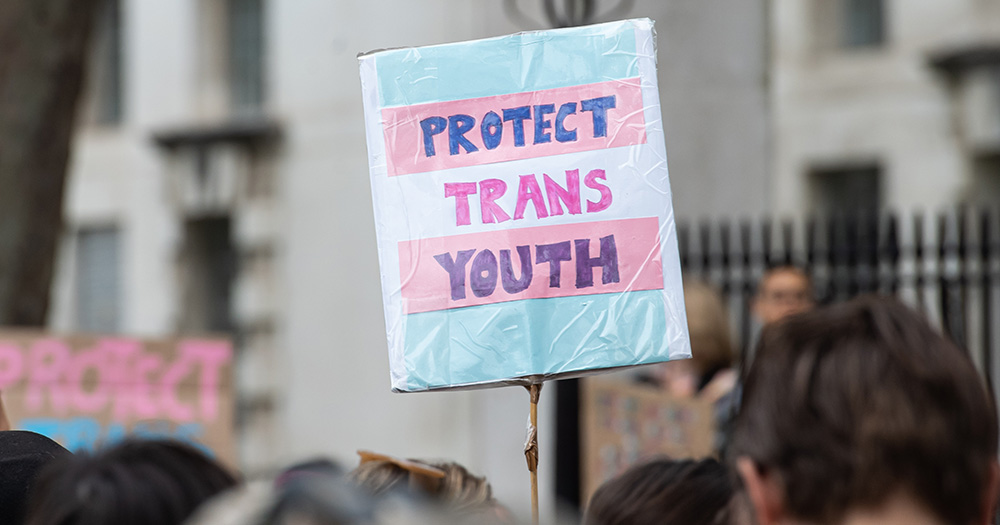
[375, 21, 638, 108]
[401, 290, 673, 391]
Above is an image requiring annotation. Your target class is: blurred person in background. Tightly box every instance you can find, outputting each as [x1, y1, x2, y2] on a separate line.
[349, 451, 510, 522]
[0, 431, 70, 525]
[185, 469, 380, 525]
[583, 457, 732, 525]
[751, 266, 814, 327]
[648, 279, 737, 403]
[187, 454, 495, 525]
[730, 296, 999, 525]
[27, 439, 237, 525]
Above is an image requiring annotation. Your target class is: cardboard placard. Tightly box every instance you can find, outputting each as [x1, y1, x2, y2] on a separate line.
[581, 377, 715, 502]
[359, 19, 691, 392]
[0, 331, 235, 464]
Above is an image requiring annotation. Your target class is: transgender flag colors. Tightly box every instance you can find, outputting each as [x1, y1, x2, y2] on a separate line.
[359, 19, 691, 391]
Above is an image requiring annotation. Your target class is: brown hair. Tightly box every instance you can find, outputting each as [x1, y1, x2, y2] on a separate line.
[684, 279, 734, 376]
[350, 459, 494, 514]
[730, 295, 999, 524]
[584, 458, 732, 525]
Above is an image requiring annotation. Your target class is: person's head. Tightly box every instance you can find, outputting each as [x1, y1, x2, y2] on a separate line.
[0, 431, 70, 525]
[685, 279, 735, 377]
[26, 439, 237, 525]
[584, 457, 731, 525]
[187, 478, 378, 525]
[730, 296, 1000, 525]
[752, 266, 814, 326]
[349, 452, 502, 518]
[188, 458, 465, 525]
[276, 458, 343, 489]
[654, 280, 734, 397]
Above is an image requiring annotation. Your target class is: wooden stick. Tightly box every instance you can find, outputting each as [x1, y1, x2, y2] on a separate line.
[524, 383, 542, 525]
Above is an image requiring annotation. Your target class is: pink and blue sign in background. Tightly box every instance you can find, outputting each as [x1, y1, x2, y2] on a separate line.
[359, 19, 691, 392]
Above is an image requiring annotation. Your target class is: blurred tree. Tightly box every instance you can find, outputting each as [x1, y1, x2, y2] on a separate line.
[0, 0, 102, 325]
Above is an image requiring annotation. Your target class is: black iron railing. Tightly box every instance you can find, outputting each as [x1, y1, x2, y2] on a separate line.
[677, 208, 1000, 391]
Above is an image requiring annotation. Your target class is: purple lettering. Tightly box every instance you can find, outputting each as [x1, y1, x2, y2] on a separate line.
[500, 246, 533, 294]
[535, 241, 572, 288]
[470, 249, 499, 298]
[574, 235, 619, 288]
[434, 250, 476, 301]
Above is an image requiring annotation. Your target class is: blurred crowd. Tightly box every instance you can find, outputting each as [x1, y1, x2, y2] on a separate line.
[0, 269, 996, 525]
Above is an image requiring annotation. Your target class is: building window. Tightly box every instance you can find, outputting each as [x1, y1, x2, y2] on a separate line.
[90, 0, 123, 124]
[971, 155, 1000, 206]
[75, 227, 121, 333]
[842, 0, 885, 48]
[228, 0, 265, 115]
[179, 217, 236, 333]
[810, 163, 882, 215]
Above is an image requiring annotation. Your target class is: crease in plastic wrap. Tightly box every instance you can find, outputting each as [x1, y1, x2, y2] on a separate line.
[358, 19, 691, 393]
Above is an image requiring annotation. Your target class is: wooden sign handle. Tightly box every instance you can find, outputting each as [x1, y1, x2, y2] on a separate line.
[524, 382, 542, 525]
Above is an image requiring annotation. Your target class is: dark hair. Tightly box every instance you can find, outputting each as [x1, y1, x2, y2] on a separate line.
[26, 439, 237, 525]
[584, 458, 731, 525]
[0, 431, 70, 525]
[730, 295, 999, 524]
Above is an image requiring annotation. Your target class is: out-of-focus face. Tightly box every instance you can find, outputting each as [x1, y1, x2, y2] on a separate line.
[753, 269, 814, 326]
[653, 360, 699, 398]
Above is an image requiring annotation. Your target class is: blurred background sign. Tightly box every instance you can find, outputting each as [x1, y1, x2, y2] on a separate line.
[0, 332, 235, 464]
[580, 377, 714, 503]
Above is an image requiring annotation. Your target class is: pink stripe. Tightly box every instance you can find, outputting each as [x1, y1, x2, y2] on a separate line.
[398, 217, 663, 314]
[382, 78, 647, 177]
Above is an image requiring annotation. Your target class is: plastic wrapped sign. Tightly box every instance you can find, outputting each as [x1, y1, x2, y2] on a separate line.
[359, 19, 690, 392]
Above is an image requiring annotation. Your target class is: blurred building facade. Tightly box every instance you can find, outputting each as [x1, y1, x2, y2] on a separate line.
[772, 0, 1000, 217]
[62, 0, 993, 517]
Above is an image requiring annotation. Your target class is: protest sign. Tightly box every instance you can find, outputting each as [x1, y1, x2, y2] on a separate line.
[360, 19, 690, 392]
[581, 377, 715, 501]
[0, 331, 235, 463]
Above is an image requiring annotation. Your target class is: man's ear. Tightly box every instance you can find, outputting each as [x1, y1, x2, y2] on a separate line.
[979, 460, 1000, 525]
[736, 457, 785, 525]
